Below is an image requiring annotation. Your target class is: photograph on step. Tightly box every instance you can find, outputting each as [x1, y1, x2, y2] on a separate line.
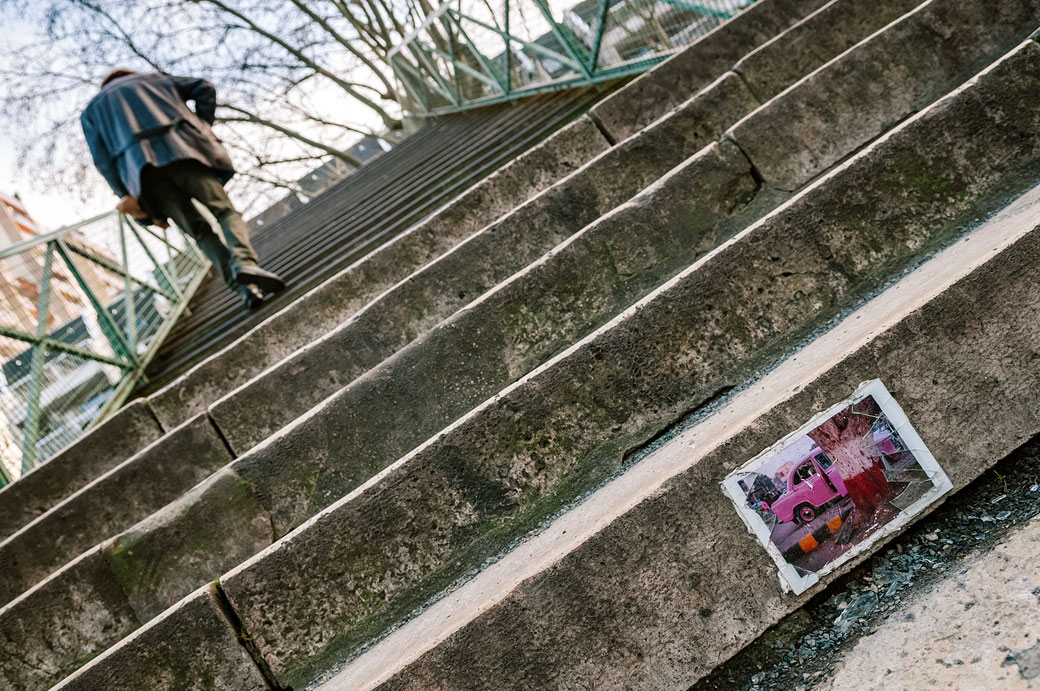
[722, 379, 952, 595]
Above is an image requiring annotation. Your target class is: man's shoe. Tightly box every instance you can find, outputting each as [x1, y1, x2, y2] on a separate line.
[237, 283, 265, 309]
[233, 264, 286, 294]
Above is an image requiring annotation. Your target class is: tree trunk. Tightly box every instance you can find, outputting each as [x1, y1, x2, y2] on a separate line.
[808, 397, 892, 515]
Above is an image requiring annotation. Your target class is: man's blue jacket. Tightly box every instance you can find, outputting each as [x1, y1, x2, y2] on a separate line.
[81, 72, 235, 201]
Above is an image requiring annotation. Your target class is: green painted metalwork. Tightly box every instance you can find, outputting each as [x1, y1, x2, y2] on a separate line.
[0, 212, 209, 484]
[126, 219, 184, 305]
[54, 238, 139, 366]
[589, 0, 612, 70]
[18, 245, 54, 472]
[531, 0, 595, 78]
[390, 0, 746, 115]
[118, 216, 138, 353]
[0, 326, 133, 369]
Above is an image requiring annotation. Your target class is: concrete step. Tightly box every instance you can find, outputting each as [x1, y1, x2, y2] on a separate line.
[40, 32, 1040, 691]
[208, 0, 925, 457]
[0, 413, 232, 605]
[0, 2, 836, 686]
[10, 3, 1040, 689]
[210, 36, 1040, 689]
[348, 168, 1040, 691]
[209, 72, 761, 455]
[0, 399, 162, 542]
[145, 0, 828, 435]
[0, 0, 880, 611]
[145, 113, 611, 431]
[0, 0, 825, 548]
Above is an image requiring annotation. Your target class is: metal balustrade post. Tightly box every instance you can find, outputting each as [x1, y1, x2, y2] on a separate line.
[451, 13, 510, 93]
[589, 0, 611, 71]
[19, 243, 54, 472]
[505, 0, 513, 90]
[117, 215, 139, 353]
[127, 217, 184, 304]
[54, 238, 139, 367]
[530, 0, 595, 78]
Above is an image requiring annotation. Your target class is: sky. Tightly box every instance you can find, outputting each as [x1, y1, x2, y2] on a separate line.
[0, 15, 112, 230]
[0, 138, 111, 231]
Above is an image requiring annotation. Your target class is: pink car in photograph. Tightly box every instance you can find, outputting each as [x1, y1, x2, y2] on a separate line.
[765, 451, 849, 525]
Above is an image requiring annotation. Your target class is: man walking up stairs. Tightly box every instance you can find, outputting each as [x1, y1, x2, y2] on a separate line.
[81, 69, 286, 309]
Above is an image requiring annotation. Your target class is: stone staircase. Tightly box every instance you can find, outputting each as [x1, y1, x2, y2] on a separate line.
[2, 0, 1039, 688]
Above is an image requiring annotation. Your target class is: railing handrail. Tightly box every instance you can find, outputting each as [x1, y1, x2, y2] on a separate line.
[389, 0, 743, 116]
[0, 210, 117, 261]
[0, 210, 209, 482]
[387, 0, 454, 60]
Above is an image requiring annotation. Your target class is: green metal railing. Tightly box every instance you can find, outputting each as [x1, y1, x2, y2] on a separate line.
[0, 213, 209, 484]
[389, 0, 748, 115]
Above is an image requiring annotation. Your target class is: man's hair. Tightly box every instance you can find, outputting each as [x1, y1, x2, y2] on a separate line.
[100, 69, 138, 87]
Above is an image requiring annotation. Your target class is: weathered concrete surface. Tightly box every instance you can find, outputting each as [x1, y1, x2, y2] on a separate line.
[210, 0, 929, 453]
[369, 171, 1040, 691]
[821, 516, 1040, 691]
[0, 398, 162, 541]
[53, 584, 268, 691]
[104, 467, 274, 622]
[0, 412, 232, 606]
[734, 0, 924, 101]
[0, 9, 948, 682]
[229, 139, 761, 532]
[0, 470, 272, 690]
[729, 0, 1040, 191]
[211, 72, 760, 453]
[148, 115, 611, 431]
[590, 0, 828, 141]
[196, 0, 1033, 455]
[219, 42, 1040, 690]
[330, 178, 1040, 691]
[0, 546, 141, 691]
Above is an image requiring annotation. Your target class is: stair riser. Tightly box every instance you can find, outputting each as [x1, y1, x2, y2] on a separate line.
[147, 114, 612, 430]
[151, 0, 834, 440]
[147, 0, 829, 434]
[229, 0, 1034, 538]
[735, 0, 923, 102]
[0, 0, 908, 616]
[0, 4, 860, 682]
[10, 2, 1040, 686]
[0, 547, 139, 691]
[211, 0, 923, 455]
[590, 0, 830, 140]
[0, 468, 273, 691]
[0, 69, 756, 613]
[211, 73, 760, 454]
[0, 0, 840, 554]
[220, 36, 1040, 690]
[55, 584, 268, 691]
[5, 4, 1032, 688]
[731, 0, 1040, 190]
[0, 399, 162, 542]
[0, 0, 832, 569]
[0, 413, 231, 606]
[377, 155, 1040, 691]
[232, 141, 764, 534]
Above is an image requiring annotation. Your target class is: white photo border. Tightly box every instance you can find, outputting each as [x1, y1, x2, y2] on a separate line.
[721, 379, 953, 595]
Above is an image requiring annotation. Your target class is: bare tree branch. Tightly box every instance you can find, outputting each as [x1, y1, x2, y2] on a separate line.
[217, 103, 363, 167]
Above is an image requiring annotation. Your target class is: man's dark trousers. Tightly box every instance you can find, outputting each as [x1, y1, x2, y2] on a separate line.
[141, 160, 257, 289]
